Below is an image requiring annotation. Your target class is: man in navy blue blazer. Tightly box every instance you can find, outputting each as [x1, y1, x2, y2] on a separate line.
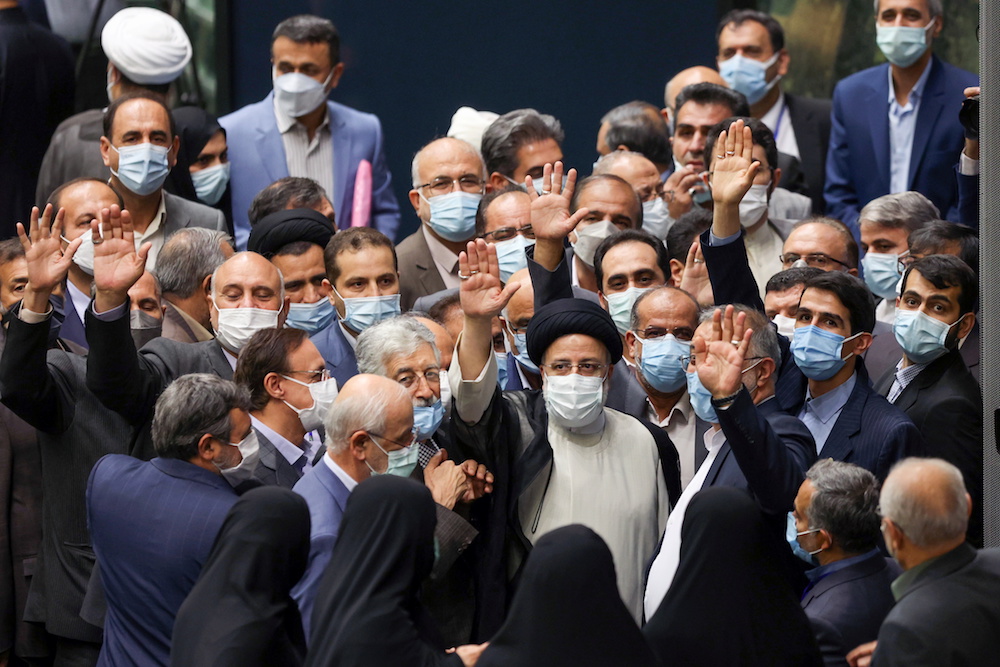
[86, 374, 252, 667]
[824, 0, 978, 232]
[220, 15, 400, 249]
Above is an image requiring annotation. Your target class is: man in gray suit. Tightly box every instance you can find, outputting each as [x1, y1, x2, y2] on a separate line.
[848, 458, 1000, 666]
[99, 93, 227, 271]
[156, 227, 234, 344]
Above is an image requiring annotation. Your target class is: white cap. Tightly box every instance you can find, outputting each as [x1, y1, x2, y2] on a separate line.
[102, 7, 192, 85]
[447, 106, 499, 151]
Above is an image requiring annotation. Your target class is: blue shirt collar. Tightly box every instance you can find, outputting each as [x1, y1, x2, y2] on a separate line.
[887, 57, 933, 107]
[806, 547, 882, 583]
[804, 372, 857, 424]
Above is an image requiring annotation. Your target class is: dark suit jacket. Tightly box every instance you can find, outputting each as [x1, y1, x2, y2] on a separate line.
[87, 455, 238, 667]
[872, 543, 1000, 666]
[825, 57, 979, 233]
[875, 349, 982, 546]
[396, 227, 450, 312]
[802, 551, 900, 667]
[784, 93, 832, 214]
[0, 313, 138, 644]
[250, 427, 305, 490]
[956, 164, 978, 227]
[310, 320, 359, 387]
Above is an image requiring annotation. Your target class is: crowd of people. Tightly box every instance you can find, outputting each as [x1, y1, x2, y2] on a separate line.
[0, 1, 995, 666]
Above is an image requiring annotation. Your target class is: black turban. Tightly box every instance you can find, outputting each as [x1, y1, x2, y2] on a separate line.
[246, 208, 335, 257]
[526, 298, 622, 366]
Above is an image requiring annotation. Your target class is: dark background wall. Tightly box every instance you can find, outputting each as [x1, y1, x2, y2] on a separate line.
[228, 0, 720, 241]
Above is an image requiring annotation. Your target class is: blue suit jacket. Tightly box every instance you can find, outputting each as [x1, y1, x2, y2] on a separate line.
[291, 459, 351, 642]
[824, 57, 978, 233]
[310, 321, 359, 387]
[220, 92, 401, 249]
[956, 165, 978, 228]
[86, 455, 237, 667]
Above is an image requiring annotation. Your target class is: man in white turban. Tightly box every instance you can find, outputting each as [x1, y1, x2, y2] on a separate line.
[35, 6, 192, 204]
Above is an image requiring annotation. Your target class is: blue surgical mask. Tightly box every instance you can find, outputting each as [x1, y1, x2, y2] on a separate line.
[496, 351, 510, 389]
[494, 234, 534, 283]
[423, 191, 481, 242]
[413, 401, 445, 441]
[606, 287, 654, 336]
[638, 334, 690, 393]
[791, 325, 862, 381]
[511, 331, 539, 374]
[334, 287, 401, 334]
[285, 298, 337, 335]
[876, 19, 935, 68]
[686, 369, 718, 423]
[893, 308, 963, 365]
[368, 435, 419, 478]
[191, 162, 230, 206]
[641, 197, 671, 240]
[861, 252, 902, 300]
[719, 52, 781, 105]
[786, 512, 820, 566]
[111, 143, 171, 196]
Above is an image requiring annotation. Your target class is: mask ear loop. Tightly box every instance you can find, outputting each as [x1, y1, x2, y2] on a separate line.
[839, 331, 864, 362]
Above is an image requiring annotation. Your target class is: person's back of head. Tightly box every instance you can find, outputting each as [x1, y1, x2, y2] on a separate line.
[908, 220, 979, 279]
[102, 6, 192, 98]
[151, 374, 251, 462]
[802, 459, 881, 560]
[248, 177, 332, 226]
[599, 101, 672, 166]
[158, 227, 233, 298]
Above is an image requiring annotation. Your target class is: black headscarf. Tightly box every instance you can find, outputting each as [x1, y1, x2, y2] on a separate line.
[246, 208, 335, 258]
[526, 298, 623, 366]
[164, 106, 233, 233]
[643, 487, 823, 667]
[169, 486, 311, 667]
[477, 525, 658, 667]
[304, 475, 462, 667]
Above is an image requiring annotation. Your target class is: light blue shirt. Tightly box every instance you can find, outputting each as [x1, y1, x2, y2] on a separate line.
[798, 372, 857, 453]
[888, 62, 932, 194]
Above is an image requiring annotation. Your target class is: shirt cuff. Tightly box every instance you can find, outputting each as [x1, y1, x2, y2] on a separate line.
[449, 332, 499, 424]
[19, 304, 53, 324]
[90, 301, 127, 321]
[708, 230, 741, 247]
[959, 152, 980, 176]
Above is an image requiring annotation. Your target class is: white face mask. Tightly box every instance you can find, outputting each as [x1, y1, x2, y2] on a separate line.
[438, 368, 452, 421]
[543, 373, 606, 429]
[273, 70, 333, 118]
[772, 314, 797, 340]
[641, 197, 671, 240]
[571, 220, 618, 269]
[212, 298, 280, 354]
[216, 430, 261, 487]
[281, 375, 339, 432]
[739, 182, 770, 228]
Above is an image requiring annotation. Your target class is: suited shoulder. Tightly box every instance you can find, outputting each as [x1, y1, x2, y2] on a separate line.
[935, 58, 980, 88]
[833, 63, 889, 95]
[784, 93, 831, 115]
[163, 192, 226, 231]
[395, 227, 428, 259]
[219, 95, 273, 130]
[90, 452, 144, 481]
[327, 99, 384, 132]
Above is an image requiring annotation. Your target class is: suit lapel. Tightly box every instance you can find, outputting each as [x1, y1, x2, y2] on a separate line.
[865, 66, 892, 192]
[893, 351, 956, 412]
[817, 373, 866, 462]
[410, 231, 448, 295]
[316, 460, 352, 512]
[701, 443, 731, 489]
[908, 58, 945, 188]
[206, 342, 235, 380]
[694, 418, 711, 468]
[254, 97, 290, 185]
[328, 102, 353, 229]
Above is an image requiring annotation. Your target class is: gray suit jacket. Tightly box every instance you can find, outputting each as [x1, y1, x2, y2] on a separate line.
[35, 109, 106, 205]
[396, 227, 449, 312]
[161, 301, 205, 345]
[163, 191, 227, 237]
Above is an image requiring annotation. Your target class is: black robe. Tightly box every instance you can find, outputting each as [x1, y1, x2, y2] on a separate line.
[170, 486, 310, 667]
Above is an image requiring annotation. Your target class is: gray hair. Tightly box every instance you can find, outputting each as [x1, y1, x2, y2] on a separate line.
[806, 459, 881, 554]
[859, 191, 940, 233]
[480, 109, 564, 178]
[698, 304, 781, 367]
[872, 0, 942, 20]
[210, 252, 285, 304]
[593, 149, 649, 176]
[323, 380, 410, 454]
[248, 177, 330, 226]
[158, 228, 233, 298]
[880, 457, 969, 549]
[356, 316, 440, 376]
[151, 374, 251, 460]
[411, 137, 485, 189]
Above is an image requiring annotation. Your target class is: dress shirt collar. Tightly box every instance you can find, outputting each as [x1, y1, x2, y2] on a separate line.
[420, 224, 460, 275]
[890, 552, 938, 601]
[803, 372, 857, 425]
[887, 58, 932, 108]
[323, 452, 359, 492]
[894, 357, 928, 390]
[646, 391, 692, 429]
[705, 423, 727, 455]
[251, 415, 307, 467]
[274, 95, 330, 134]
[66, 279, 91, 322]
[758, 91, 786, 130]
[806, 547, 881, 584]
[338, 319, 359, 350]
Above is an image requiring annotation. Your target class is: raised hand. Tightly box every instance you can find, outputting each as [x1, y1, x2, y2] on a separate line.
[92, 205, 151, 312]
[678, 239, 715, 307]
[525, 161, 589, 242]
[710, 119, 760, 207]
[693, 305, 753, 399]
[16, 205, 81, 306]
[459, 239, 521, 321]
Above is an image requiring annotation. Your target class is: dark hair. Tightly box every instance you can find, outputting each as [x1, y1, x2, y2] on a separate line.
[323, 227, 397, 285]
[428, 292, 462, 326]
[666, 207, 712, 262]
[806, 459, 881, 555]
[902, 254, 977, 316]
[481, 109, 564, 178]
[0, 238, 24, 266]
[705, 116, 778, 173]
[234, 328, 310, 411]
[272, 14, 340, 65]
[47, 177, 124, 211]
[248, 177, 329, 226]
[475, 185, 528, 236]
[273, 240, 320, 259]
[674, 83, 750, 119]
[908, 220, 980, 279]
[716, 9, 785, 51]
[765, 266, 824, 294]
[570, 174, 642, 226]
[103, 91, 175, 140]
[594, 230, 670, 292]
[600, 101, 672, 165]
[793, 217, 860, 270]
[151, 374, 251, 460]
[800, 271, 875, 335]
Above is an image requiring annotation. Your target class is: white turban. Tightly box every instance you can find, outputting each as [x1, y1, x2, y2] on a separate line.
[447, 107, 499, 151]
[102, 7, 192, 85]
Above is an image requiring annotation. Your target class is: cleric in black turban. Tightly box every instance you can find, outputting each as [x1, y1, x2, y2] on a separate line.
[525, 298, 623, 366]
[246, 208, 335, 258]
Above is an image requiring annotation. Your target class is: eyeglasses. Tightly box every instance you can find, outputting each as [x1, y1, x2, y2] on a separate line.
[395, 369, 441, 389]
[480, 224, 535, 243]
[632, 326, 695, 342]
[779, 252, 850, 270]
[506, 320, 529, 336]
[284, 368, 331, 382]
[416, 176, 485, 197]
[368, 429, 418, 450]
[540, 362, 609, 378]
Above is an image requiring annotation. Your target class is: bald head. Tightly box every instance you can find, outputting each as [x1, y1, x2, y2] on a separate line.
[593, 150, 662, 203]
[503, 268, 535, 331]
[208, 252, 286, 337]
[324, 374, 413, 454]
[664, 66, 727, 114]
[415, 316, 455, 369]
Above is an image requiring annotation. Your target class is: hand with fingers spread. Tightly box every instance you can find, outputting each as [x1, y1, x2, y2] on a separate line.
[678, 239, 715, 307]
[693, 305, 753, 399]
[526, 162, 590, 271]
[17, 205, 83, 312]
[711, 119, 760, 207]
[458, 239, 521, 380]
[92, 205, 152, 312]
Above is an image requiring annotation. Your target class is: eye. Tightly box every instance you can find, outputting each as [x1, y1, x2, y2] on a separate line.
[397, 375, 415, 388]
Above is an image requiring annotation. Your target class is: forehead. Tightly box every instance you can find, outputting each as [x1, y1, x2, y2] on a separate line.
[272, 244, 325, 275]
[217, 254, 281, 290]
[610, 156, 660, 186]
[719, 20, 773, 50]
[128, 271, 158, 298]
[860, 222, 908, 243]
[799, 287, 851, 321]
[766, 285, 804, 308]
[603, 241, 659, 274]
[484, 191, 531, 233]
[795, 479, 815, 509]
[675, 101, 732, 128]
[334, 245, 396, 276]
[636, 290, 698, 327]
[419, 140, 483, 181]
[112, 99, 171, 137]
[578, 180, 639, 215]
[904, 268, 962, 302]
[785, 224, 847, 255]
[0, 257, 27, 283]
[545, 333, 607, 359]
[877, 0, 930, 14]
[59, 182, 119, 211]
[515, 138, 562, 169]
[505, 284, 535, 321]
[386, 343, 439, 373]
[288, 338, 325, 367]
[271, 36, 331, 67]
